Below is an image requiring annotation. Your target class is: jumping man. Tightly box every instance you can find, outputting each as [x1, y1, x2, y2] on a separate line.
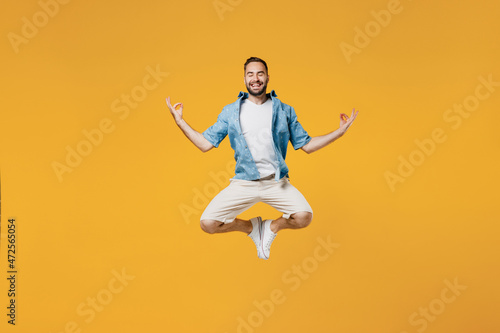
[166, 57, 358, 259]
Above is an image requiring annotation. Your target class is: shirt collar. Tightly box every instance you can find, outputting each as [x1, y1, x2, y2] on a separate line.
[238, 90, 277, 99]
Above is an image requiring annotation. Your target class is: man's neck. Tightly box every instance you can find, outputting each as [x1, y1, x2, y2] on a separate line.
[247, 92, 268, 105]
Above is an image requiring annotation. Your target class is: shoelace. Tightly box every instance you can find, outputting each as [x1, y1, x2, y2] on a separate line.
[264, 233, 276, 248]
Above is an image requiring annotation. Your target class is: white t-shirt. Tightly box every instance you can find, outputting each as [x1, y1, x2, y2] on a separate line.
[239, 98, 277, 178]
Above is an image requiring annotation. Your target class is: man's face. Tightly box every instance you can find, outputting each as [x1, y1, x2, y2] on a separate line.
[244, 62, 269, 97]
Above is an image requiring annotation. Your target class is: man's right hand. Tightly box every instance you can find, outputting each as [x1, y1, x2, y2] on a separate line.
[166, 96, 183, 124]
[164, 96, 214, 152]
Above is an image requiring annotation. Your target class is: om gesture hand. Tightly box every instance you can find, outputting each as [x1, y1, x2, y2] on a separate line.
[166, 96, 183, 124]
[339, 108, 359, 135]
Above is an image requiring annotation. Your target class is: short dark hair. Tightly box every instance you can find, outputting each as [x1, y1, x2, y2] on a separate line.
[244, 57, 268, 74]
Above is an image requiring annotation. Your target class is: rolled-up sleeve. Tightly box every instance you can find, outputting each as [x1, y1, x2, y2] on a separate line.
[288, 106, 311, 150]
[202, 108, 228, 148]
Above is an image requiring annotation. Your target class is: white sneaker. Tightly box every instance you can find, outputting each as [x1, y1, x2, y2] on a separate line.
[260, 219, 277, 260]
[248, 217, 263, 258]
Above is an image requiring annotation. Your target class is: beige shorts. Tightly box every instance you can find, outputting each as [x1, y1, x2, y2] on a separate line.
[200, 177, 313, 223]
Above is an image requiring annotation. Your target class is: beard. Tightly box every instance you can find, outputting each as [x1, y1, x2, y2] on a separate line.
[246, 80, 268, 97]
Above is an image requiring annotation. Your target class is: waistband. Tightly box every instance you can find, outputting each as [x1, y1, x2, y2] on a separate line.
[252, 173, 275, 181]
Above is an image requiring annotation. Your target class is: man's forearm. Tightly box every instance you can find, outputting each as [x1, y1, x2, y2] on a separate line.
[301, 128, 344, 154]
[176, 119, 213, 152]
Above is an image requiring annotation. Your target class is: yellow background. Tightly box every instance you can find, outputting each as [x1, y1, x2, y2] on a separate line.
[1, 0, 499, 332]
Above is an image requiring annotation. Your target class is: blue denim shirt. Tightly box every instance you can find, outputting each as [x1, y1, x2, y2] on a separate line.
[202, 90, 311, 181]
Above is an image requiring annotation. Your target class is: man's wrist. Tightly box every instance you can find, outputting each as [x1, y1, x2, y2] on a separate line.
[176, 118, 185, 127]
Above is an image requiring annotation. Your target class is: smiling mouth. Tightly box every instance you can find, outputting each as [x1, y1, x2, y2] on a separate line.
[250, 82, 262, 89]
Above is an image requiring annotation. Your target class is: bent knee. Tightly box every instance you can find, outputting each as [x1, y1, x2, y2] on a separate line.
[200, 219, 219, 234]
[292, 211, 313, 228]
